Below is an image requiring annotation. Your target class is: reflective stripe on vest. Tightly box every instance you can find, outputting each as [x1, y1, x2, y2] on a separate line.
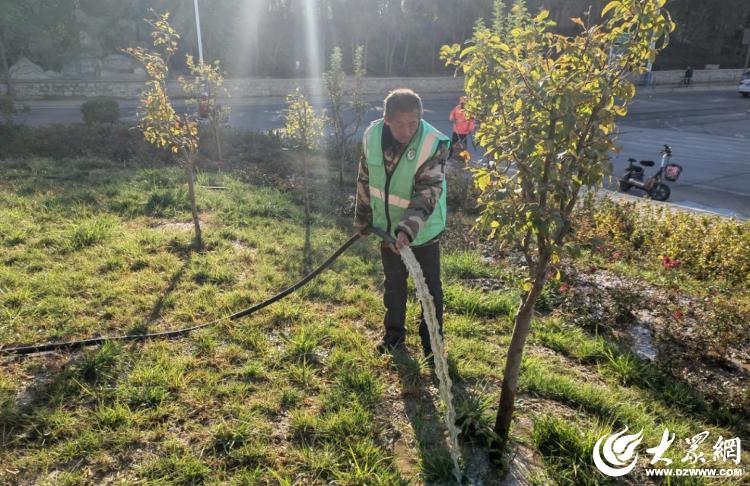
[370, 187, 410, 209]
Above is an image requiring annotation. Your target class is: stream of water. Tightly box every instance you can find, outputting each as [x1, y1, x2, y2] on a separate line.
[400, 247, 464, 484]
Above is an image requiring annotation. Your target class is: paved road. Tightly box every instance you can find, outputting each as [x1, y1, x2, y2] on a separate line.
[611, 90, 750, 219]
[13, 87, 750, 218]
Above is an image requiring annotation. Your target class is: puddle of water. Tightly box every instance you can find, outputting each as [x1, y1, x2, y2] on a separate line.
[630, 323, 658, 361]
[400, 247, 464, 484]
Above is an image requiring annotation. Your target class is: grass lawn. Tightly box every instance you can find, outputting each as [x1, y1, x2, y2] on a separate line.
[1, 157, 748, 485]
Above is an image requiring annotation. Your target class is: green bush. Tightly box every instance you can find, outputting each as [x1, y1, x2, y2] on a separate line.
[0, 124, 290, 168]
[0, 95, 29, 125]
[81, 97, 120, 125]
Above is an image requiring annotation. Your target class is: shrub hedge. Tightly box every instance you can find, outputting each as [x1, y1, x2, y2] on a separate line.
[81, 97, 120, 125]
[574, 197, 750, 286]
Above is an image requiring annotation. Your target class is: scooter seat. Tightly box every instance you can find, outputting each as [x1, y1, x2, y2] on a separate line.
[639, 160, 655, 167]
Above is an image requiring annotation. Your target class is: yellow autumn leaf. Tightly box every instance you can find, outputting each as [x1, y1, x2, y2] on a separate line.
[602, 1, 620, 17]
[476, 173, 491, 191]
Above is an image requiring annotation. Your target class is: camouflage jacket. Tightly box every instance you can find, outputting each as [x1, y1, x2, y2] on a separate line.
[354, 126, 449, 245]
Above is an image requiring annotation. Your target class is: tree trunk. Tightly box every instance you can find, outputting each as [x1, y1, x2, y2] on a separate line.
[431, 37, 438, 73]
[402, 34, 410, 72]
[490, 269, 548, 460]
[384, 35, 391, 76]
[363, 38, 369, 74]
[387, 37, 397, 76]
[339, 133, 345, 187]
[213, 120, 223, 162]
[185, 155, 203, 249]
[0, 31, 13, 98]
[329, 97, 344, 185]
[303, 151, 311, 222]
[252, 25, 260, 76]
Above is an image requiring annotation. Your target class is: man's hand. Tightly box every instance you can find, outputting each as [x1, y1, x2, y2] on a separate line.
[395, 231, 410, 250]
[384, 232, 409, 255]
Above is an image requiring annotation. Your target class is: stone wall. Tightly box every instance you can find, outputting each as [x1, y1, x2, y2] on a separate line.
[0, 76, 465, 100]
[1, 70, 745, 100]
[1, 80, 147, 100]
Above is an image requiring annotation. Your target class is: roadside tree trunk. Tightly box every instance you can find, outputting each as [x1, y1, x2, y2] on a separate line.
[302, 151, 311, 222]
[337, 120, 345, 186]
[185, 153, 203, 249]
[0, 31, 13, 97]
[401, 34, 410, 72]
[491, 260, 549, 458]
[213, 120, 223, 162]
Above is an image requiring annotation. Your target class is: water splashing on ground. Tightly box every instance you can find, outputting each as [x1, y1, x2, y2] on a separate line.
[400, 246, 464, 484]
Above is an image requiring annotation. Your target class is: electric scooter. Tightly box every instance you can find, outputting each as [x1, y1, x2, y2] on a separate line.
[618, 144, 682, 202]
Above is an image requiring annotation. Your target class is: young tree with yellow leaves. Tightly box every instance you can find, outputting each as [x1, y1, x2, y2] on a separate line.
[283, 88, 325, 223]
[441, 0, 674, 457]
[125, 11, 228, 249]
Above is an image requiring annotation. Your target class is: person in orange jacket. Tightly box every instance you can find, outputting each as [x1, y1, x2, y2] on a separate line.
[449, 95, 475, 158]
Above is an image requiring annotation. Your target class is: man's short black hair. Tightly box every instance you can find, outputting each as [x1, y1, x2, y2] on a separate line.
[383, 88, 423, 119]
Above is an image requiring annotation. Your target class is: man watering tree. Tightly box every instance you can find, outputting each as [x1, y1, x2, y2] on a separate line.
[354, 88, 450, 360]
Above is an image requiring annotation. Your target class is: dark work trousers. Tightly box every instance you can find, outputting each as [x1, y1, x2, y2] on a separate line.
[380, 240, 443, 355]
[450, 132, 468, 157]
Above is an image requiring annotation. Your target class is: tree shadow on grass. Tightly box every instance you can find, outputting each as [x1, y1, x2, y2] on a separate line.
[0, 245, 198, 459]
[143, 253, 192, 329]
[389, 348, 507, 484]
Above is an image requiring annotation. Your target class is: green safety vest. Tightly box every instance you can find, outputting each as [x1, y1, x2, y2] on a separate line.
[363, 118, 449, 246]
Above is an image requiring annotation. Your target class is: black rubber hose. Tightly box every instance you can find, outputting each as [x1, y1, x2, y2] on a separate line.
[227, 231, 362, 321]
[0, 322, 220, 356]
[1, 232, 364, 356]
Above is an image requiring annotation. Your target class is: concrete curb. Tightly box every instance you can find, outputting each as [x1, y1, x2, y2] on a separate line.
[3, 71, 745, 101]
[636, 83, 739, 94]
[600, 188, 746, 220]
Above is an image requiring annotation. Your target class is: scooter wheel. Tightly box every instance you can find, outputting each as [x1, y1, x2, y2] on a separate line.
[651, 183, 671, 201]
[618, 179, 633, 192]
